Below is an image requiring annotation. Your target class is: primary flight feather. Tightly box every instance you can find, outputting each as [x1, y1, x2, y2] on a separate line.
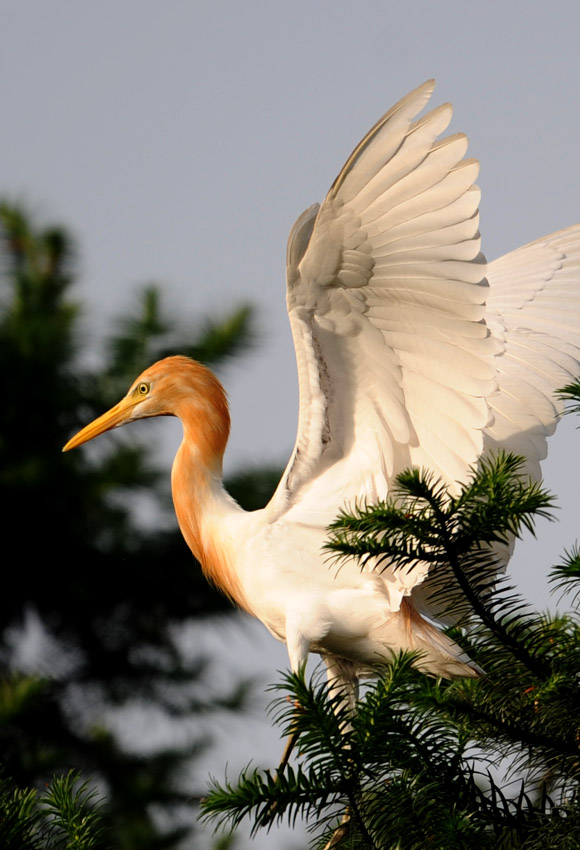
[64, 81, 580, 688]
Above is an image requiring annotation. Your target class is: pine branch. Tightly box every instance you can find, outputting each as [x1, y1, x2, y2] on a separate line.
[0, 771, 108, 850]
[40, 772, 106, 850]
[557, 379, 580, 418]
[0, 776, 39, 850]
[202, 660, 580, 848]
[549, 545, 580, 606]
[327, 453, 556, 678]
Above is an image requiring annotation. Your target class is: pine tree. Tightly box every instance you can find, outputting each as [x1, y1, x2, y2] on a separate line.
[0, 202, 277, 849]
[0, 771, 108, 850]
[202, 445, 580, 847]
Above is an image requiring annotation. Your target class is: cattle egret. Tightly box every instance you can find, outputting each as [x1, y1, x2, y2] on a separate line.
[64, 81, 580, 694]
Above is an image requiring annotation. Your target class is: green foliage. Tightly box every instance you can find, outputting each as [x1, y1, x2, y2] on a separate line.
[39, 772, 106, 850]
[0, 201, 273, 848]
[557, 379, 580, 418]
[202, 452, 580, 849]
[0, 771, 107, 850]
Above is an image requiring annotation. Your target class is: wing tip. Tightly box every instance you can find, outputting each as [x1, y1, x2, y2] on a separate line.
[329, 79, 438, 199]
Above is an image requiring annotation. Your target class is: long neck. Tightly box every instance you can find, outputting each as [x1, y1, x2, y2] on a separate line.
[171, 411, 251, 613]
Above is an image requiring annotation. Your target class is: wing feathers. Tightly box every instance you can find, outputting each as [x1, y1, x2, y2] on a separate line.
[331, 80, 436, 202]
[373, 213, 479, 256]
[482, 224, 580, 479]
[373, 237, 481, 264]
[374, 189, 480, 245]
[372, 258, 485, 284]
[268, 81, 580, 586]
[359, 135, 469, 225]
[346, 105, 454, 211]
[364, 161, 480, 237]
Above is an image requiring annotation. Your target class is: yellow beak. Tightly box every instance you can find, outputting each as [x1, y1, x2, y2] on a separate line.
[62, 396, 140, 452]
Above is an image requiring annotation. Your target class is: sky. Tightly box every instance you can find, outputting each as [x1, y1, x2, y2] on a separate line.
[3, 1, 580, 845]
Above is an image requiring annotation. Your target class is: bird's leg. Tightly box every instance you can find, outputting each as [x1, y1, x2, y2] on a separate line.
[262, 656, 360, 832]
[322, 654, 360, 732]
[259, 710, 305, 829]
[276, 703, 302, 775]
[260, 630, 310, 827]
[319, 656, 360, 849]
[274, 628, 310, 776]
[259, 696, 305, 828]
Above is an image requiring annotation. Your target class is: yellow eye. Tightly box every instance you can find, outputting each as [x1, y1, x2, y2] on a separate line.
[137, 382, 150, 396]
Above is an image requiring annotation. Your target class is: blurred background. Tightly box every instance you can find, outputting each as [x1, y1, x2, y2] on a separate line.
[1, 1, 579, 847]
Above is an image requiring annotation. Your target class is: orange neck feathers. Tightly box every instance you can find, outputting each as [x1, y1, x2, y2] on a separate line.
[156, 356, 231, 468]
[163, 359, 251, 612]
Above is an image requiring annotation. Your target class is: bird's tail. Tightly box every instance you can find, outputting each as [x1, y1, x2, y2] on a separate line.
[397, 598, 480, 678]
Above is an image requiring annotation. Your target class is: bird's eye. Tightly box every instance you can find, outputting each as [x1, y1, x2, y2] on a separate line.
[137, 382, 150, 396]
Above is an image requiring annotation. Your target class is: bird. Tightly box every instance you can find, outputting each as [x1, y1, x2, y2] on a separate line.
[63, 80, 580, 697]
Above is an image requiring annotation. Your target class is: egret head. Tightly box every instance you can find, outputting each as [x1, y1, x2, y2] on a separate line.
[63, 356, 230, 455]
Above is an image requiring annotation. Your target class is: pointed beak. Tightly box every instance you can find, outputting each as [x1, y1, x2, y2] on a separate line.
[62, 396, 140, 452]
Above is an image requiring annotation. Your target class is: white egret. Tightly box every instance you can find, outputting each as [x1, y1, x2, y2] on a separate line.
[64, 81, 580, 695]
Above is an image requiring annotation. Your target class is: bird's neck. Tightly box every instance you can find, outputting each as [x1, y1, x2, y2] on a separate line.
[171, 413, 251, 613]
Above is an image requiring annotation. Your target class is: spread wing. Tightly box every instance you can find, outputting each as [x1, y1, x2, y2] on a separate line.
[266, 80, 497, 525]
[484, 225, 580, 479]
[265, 81, 580, 549]
[415, 225, 580, 622]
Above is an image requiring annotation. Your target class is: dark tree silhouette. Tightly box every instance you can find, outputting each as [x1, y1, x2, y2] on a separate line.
[0, 202, 277, 849]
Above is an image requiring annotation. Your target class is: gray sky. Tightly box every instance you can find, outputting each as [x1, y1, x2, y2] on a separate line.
[3, 1, 580, 844]
[3, 2, 579, 468]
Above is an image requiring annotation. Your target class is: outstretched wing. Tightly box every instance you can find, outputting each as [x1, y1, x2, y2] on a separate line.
[415, 225, 580, 622]
[484, 225, 580, 479]
[267, 81, 497, 525]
